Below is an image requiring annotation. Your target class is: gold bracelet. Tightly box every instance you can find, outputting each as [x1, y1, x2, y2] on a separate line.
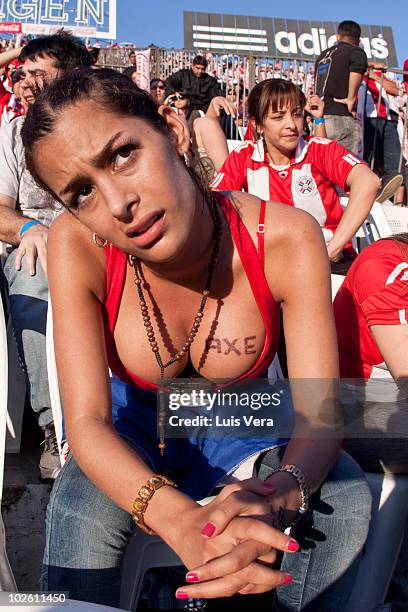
[131, 474, 177, 535]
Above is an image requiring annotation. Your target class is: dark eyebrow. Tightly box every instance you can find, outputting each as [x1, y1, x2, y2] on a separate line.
[59, 131, 124, 197]
[27, 69, 47, 76]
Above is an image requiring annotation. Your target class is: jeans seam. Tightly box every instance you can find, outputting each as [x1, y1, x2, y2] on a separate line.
[42, 454, 72, 588]
[290, 543, 313, 611]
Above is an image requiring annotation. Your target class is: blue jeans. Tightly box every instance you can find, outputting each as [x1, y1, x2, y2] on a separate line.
[3, 249, 52, 427]
[364, 117, 406, 183]
[41, 448, 371, 610]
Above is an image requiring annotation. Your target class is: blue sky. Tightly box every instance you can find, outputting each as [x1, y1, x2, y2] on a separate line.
[116, 1, 407, 68]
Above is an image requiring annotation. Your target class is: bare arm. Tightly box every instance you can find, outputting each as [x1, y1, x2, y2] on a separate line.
[305, 95, 327, 138]
[0, 47, 20, 69]
[327, 164, 380, 261]
[193, 116, 229, 171]
[369, 71, 399, 96]
[371, 325, 408, 381]
[0, 195, 22, 244]
[0, 195, 49, 275]
[264, 206, 341, 519]
[347, 72, 365, 103]
[192, 97, 237, 170]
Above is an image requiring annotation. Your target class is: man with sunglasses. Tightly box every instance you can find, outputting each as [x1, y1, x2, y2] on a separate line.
[0, 31, 91, 480]
[165, 54, 222, 112]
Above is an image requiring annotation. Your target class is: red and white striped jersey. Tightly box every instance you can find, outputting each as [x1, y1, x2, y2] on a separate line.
[211, 136, 363, 242]
[334, 239, 408, 380]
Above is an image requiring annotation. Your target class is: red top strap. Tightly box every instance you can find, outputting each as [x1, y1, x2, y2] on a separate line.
[256, 199, 266, 270]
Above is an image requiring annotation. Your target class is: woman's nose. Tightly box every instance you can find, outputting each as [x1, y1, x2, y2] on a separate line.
[103, 182, 139, 221]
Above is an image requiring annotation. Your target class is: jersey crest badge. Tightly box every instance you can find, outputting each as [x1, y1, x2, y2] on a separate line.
[295, 175, 317, 197]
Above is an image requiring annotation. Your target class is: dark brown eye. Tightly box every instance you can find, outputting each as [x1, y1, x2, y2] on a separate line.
[113, 145, 135, 169]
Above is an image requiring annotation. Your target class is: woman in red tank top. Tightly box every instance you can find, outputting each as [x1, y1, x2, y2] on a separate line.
[21, 68, 371, 610]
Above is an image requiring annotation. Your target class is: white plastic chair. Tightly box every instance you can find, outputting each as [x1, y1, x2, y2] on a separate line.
[380, 203, 408, 235]
[0, 243, 27, 454]
[45, 300, 66, 467]
[340, 199, 390, 253]
[0, 295, 19, 591]
[120, 533, 183, 610]
[5, 320, 26, 454]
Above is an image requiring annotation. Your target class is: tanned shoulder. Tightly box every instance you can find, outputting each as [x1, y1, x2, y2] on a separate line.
[48, 212, 106, 301]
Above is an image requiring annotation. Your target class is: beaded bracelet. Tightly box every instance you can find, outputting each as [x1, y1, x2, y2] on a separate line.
[131, 474, 177, 535]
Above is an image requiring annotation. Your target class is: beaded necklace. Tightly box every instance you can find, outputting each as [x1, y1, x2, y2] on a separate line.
[130, 205, 222, 456]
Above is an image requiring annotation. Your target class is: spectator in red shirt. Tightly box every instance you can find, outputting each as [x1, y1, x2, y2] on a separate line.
[333, 234, 408, 472]
[212, 79, 379, 272]
[363, 62, 405, 202]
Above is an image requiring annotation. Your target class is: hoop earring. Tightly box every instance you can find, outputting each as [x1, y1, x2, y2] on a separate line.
[93, 233, 108, 248]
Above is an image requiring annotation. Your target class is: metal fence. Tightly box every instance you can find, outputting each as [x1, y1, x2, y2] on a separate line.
[96, 46, 408, 184]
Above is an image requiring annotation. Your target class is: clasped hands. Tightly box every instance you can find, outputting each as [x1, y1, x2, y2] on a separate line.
[172, 477, 301, 600]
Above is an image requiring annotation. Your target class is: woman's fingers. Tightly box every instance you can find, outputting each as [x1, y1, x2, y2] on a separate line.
[186, 539, 270, 583]
[238, 582, 276, 595]
[202, 513, 299, 556]
[201, 480, 278, 538]
[178, 542, 292, 599]
[257, 548, 279, 564]
[229, 516, 299, 554]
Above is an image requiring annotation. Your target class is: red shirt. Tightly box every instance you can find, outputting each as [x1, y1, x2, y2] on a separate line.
[334, 239, 408, 380]
[211, 137, 363, 245]
[364, 71, 398, 120]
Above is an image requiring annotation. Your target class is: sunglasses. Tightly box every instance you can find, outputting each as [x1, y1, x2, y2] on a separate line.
[169, 94, 186, 103]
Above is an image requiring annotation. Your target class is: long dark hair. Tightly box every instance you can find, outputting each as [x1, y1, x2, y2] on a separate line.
[22, 67, 217, 215]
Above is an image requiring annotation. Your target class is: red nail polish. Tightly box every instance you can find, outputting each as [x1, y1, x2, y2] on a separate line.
[201, 522, 216, 537]
[263, 482, 277, 490]
[176, 591, 189, 600]
[287, 539, 300, 552]
[186, 572, 199, 583]
[283, 575, 293, 585]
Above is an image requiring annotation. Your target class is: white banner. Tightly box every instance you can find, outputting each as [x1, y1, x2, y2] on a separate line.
[133, 49, 151, 92]
[22, 23, 97, 37]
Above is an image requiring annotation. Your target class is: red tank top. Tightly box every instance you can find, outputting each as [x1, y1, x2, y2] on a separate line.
[103, 194, 279, 391]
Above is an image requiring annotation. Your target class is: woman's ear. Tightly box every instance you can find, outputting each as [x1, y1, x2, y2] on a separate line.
[158, 105, 190, 155]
